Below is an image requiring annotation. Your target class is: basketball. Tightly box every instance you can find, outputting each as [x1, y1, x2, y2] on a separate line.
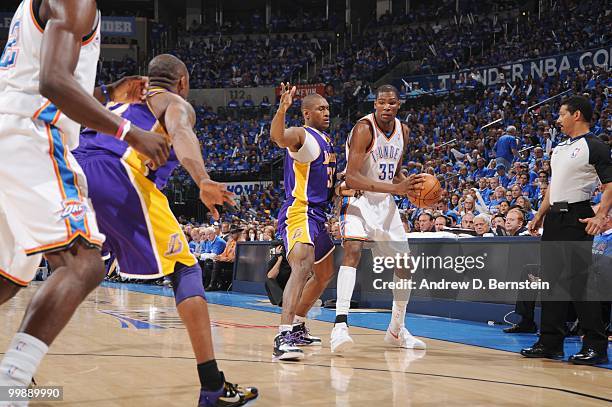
[406, 173, 442, 208]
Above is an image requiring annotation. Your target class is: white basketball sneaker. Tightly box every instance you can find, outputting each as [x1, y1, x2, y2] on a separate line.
[384, 327, 426, 349]
[331, 322, 354, 353]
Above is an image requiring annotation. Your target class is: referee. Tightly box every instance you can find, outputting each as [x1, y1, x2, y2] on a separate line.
[521, 96, 611, 365]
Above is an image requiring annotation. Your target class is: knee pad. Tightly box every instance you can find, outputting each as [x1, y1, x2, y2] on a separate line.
[170, 263, 206, 305]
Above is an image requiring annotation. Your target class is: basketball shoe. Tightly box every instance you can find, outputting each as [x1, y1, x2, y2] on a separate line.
[384, 327, 426, 349]
[198, 372, 258, 407]
[330, 322, 354, 353]
[293, 323, 322, 346]
[273, 331, 304, 360]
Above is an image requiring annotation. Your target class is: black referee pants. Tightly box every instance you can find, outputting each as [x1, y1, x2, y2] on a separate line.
[539, 202, 607, 353]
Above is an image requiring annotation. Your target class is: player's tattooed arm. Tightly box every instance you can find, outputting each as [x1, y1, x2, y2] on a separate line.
[270, 82, 305, 151]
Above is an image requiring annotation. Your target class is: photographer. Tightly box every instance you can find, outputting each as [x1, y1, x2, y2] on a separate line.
[264, 242, 292, 306]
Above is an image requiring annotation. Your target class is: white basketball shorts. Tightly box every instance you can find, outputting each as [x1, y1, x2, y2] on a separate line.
[338, 192, 409, 257]
[0, 114, 104, 285]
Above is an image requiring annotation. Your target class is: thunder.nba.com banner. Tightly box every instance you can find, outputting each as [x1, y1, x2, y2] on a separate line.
[0, 13, 136, 37]
[400, 46, 612, 91]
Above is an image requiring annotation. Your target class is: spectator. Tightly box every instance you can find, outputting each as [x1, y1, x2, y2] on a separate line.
[491, 213, 506, 235]
[418, 212, 435, 232]
[199, 227, 227, 287]
[207, 225, 243, 291]
[434, 215, 450, 232]
[494, 126, 519, 170]
[473, 214, 494, 237]
[461, 212, 475, 230]
[504, 208, 529, 236]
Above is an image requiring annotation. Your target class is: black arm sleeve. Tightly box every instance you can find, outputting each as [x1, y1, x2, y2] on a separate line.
[586, 136, 612, 184]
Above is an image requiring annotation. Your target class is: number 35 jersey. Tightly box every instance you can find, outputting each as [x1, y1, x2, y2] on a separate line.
[346, 113, 404, 199]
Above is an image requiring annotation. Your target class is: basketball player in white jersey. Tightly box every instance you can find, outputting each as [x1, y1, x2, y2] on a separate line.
[0, 0, 173, 400]
[331, 84, 427, 353]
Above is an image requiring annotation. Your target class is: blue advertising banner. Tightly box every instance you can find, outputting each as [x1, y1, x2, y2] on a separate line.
[399, 46, 612, 91]
[101, 17, 136, 37]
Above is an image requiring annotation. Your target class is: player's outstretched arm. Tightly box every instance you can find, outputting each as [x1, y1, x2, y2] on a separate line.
[346, 122, 425, 195]
[164, 99, 235, 220]
[38, 0, 168, 167]
[270, 82, 305, 151]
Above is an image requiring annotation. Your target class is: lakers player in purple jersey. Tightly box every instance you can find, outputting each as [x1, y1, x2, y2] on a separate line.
[270, 83, 338, 360]
[0, 0, 169, 399]
[72, 54, 257, 407]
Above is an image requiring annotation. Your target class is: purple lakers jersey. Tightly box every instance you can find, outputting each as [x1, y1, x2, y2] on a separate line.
[283, 126, 336, 207]
[76, 87, 178, 190]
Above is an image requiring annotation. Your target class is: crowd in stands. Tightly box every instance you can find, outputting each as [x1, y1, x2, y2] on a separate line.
[151, 0, 610, 93]
[83, 0, 611, 237]
[90, 0, 609, 92]
[182, 9, 341, 36]
[372, 0, 520, 28]
[313, 0, 610, 84]
[165, 65, 610, 234]
[96, 57, 139, 84]
[171, 33, 333, 88]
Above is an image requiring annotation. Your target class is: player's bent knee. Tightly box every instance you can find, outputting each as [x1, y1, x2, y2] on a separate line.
[288, 242, 315, 262]
[45, 241, 105, 286]
[171, 263, 206, 306]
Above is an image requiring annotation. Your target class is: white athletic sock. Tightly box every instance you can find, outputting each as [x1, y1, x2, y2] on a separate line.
[279, 325, 292, 334]
[0, 333, 48, 387]
[390, 273, 411, 332]
[336, 266, 357, 317]
[293, 315, 306, 324]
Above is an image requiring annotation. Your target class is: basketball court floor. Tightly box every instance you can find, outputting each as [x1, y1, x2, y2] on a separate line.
[1, 283, 610, 406]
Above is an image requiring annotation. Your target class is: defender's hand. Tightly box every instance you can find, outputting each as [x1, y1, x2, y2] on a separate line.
[109, 76, 150, 104]
[199, 179, 236, 220]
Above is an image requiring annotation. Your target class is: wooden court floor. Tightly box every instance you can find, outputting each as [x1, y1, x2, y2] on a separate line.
[1, 284, 611, 406]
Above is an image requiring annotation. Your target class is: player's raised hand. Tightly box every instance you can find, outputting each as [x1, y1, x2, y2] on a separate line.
[395, 174, 426, 195]
[199, 179, 236, 220]
[279, 82, 296, 112]
[109, 76, 150, 104]
[124, 127, 170, 168]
